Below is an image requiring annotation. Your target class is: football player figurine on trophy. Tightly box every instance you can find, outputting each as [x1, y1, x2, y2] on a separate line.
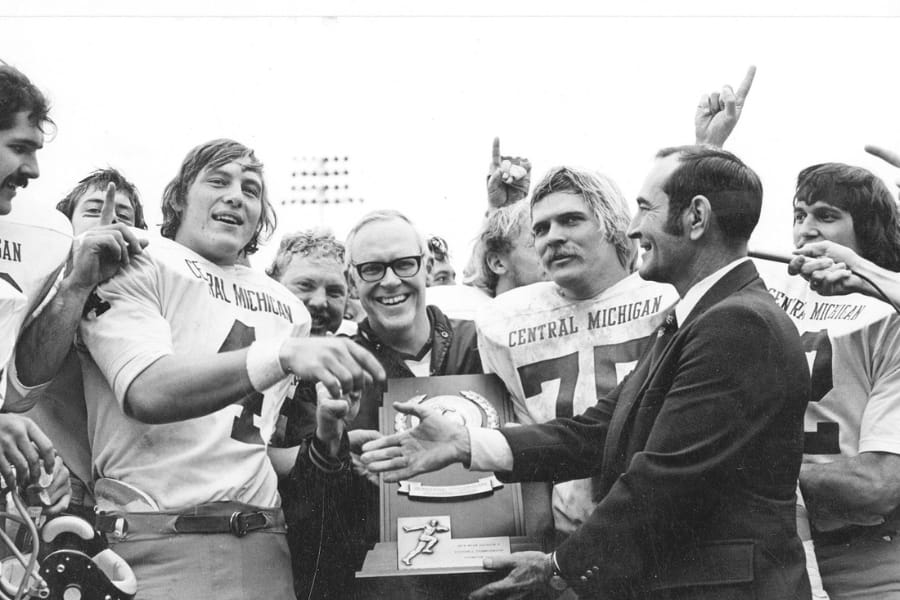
[401, 519, 450, 566]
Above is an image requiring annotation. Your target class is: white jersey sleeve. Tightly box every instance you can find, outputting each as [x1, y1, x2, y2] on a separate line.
[476, 274, 678, 532]
[0, 205, 72, 408]
[81, 234, 308, 510]
[81, 240, 172, 407]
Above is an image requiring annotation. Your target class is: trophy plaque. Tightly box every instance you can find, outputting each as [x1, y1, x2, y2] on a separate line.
[357, 374, 550, 580]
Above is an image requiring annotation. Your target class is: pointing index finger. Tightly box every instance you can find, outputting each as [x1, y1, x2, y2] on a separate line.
[736, 65, 756, 101]
[491, 137, 501, 169]
[100, 182, 117, 226]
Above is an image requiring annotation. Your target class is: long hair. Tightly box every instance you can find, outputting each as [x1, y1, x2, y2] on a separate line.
[530, 166, 637, 271]
[795, 163, 900, 271]
[160, 139, 276, 255]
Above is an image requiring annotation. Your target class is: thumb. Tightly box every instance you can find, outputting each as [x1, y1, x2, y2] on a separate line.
[482, 553, 515, 571]
[100, 182, 117, 226]
[392, 398, 428, 419]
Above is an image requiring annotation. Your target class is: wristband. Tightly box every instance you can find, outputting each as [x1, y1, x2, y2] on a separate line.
[245, 340, 287, 392]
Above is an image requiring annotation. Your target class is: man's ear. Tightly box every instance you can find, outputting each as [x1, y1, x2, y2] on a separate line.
[346, 270, 359, 298]
[486, 251, 509, 276]
[687, 195, 712, 241]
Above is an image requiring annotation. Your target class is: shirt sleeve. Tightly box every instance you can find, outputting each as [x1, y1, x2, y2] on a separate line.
[859, 315, 900, 454]
[80, 253, 173, 410]
[467, 426, 514, 471]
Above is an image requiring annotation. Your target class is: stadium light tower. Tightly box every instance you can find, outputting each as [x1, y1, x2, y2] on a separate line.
[281, 155, 365, 226]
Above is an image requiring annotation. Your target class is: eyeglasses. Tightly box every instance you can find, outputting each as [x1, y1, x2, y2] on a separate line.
[352, 255, 424, 283]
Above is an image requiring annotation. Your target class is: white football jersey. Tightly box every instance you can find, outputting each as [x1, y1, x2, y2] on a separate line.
[81, 234, 308, 510]
[476, 274, 678, 533]
[0, 205, 71, 407]
[755, 258, 900, 531]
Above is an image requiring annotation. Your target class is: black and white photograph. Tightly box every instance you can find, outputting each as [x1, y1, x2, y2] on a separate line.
[1, 1, 899, 598]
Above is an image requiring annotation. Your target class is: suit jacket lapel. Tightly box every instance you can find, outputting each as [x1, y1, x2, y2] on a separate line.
[597, 260, 762, 495]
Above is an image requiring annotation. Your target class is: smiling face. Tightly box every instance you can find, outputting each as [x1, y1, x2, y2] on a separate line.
[349, 217, 429, 345]
[174, 159, 262, 266]
[70, 185, 137, 235]
[279, 255, 348, 335]
[531, 191, 620, 299]
[628, 154, 690, 286]
[793, 200, 860, 253]
[0, 111, 42, 215]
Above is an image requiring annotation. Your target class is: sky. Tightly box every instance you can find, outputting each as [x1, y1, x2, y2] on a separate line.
[3, 3, 900, 271]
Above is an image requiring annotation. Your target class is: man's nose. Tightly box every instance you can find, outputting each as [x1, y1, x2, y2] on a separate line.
[307, 287, 327, 308]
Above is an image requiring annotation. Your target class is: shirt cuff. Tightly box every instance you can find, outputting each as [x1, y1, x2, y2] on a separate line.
[308, 433, 350, 473]
[4, 352, 52, 410]
[467, 426, 514, 472]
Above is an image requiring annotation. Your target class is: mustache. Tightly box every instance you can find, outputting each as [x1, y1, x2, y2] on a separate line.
[306, 307, 332, 321]
[546, 248, 577, 262]
[4, 173, 29, 189]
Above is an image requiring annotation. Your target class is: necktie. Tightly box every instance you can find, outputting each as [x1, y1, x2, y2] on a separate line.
[648, 312, 678, 366]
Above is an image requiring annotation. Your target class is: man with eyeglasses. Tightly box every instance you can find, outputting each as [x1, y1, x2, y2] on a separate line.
[335, 209, 482, 598]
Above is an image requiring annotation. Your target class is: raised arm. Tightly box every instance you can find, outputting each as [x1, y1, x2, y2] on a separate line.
[14, 183, 146, 394]
[486, 137, 532, 210]
[694, 65, 756, 147]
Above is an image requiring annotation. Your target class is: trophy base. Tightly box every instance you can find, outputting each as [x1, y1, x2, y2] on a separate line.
[356, 536, 542, 578]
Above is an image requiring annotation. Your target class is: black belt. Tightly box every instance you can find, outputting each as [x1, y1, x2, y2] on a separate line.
[814, 522, 900, 547]
[96, 504, 286, 539]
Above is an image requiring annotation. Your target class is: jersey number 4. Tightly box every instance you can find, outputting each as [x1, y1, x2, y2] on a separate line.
[218, 320, 264, 445]
[517, 339, 647, 418]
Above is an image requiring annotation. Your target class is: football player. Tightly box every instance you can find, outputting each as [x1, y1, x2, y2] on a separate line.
[78, 139, 383, 599]
[10, 169, 147, 519]
[776, 162, 900, 599]
[475, 166, 678, 535]
[0, 63, 71, 503]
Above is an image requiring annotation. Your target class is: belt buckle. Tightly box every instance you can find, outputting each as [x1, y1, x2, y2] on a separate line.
[229, 511, 266, 537]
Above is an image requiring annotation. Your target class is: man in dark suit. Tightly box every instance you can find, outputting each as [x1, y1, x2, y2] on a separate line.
[361, 145, 812, 599]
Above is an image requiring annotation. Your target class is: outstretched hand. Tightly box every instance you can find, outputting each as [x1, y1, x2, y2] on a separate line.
[695, 65, 756, 147]
[360, 398, 471, 482]
[468, 552, 552, 600]
[487, 137, 532, 210]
